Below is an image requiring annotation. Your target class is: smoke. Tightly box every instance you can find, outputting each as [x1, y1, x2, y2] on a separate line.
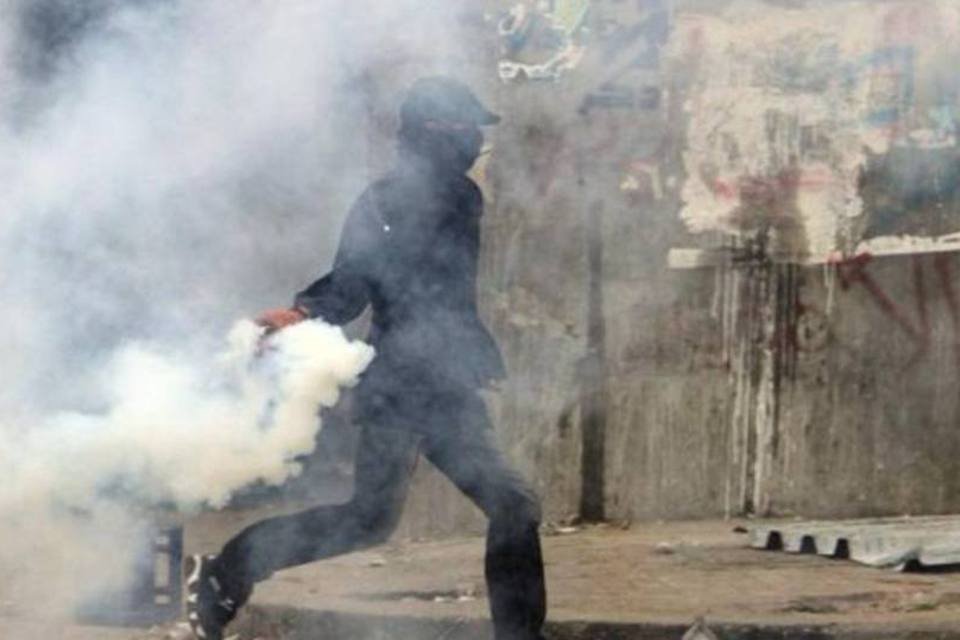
[0, 0, 478, 413]
[0, 0, 481, 623]
[0, 319, 373, 616]
[0, 320, 374, 514]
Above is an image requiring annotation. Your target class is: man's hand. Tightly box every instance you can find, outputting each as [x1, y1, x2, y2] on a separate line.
[256, 307, 308, 333]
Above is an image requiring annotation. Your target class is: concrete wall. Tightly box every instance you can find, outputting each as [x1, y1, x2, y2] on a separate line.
[299, 0, 960, 539]
[766, 255, 960, 517]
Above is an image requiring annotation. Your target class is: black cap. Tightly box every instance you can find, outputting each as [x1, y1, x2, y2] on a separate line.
[400, 76, 501, 127]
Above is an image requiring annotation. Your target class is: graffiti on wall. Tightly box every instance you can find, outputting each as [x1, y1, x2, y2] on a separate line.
[497, 0, 591, 82]
[830, 252, 960, 366]
[671, 1, 960, 259]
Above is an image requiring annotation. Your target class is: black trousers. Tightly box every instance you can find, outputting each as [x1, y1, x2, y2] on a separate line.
[215, 389, 546, 640]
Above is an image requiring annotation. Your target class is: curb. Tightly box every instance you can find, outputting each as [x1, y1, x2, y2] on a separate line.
[236, 605, 960, 640]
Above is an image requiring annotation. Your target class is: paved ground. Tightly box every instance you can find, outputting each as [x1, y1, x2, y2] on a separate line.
[238, 520, 960, 629]
[7, 515, 960, 639]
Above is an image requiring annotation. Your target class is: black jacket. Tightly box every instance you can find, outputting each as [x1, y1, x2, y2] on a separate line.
[294, 155, 505, 393]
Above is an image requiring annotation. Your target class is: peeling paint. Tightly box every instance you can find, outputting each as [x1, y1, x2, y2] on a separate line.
[669, 0, 960, 257]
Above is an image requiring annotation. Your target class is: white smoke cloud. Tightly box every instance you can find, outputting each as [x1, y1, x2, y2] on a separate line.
[1, 319, 374, 515]
[0, 0, 479, 414]
[0, 318, 373, 620]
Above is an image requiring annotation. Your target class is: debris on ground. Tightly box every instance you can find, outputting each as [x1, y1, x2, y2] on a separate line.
[367, 554, 388, 567]
[750, 515, 960, 570]
[541, 520, 582, 536]
[681, 617, 719, 640]
[653, 541, 676, 555]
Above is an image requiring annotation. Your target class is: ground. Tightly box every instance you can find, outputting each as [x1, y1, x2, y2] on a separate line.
[7, 512, 960, 639]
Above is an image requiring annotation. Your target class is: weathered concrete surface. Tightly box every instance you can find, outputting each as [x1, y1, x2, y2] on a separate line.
[213, 518, 960, 639]
[234, 609, 960, 640]
[173, 511, 960, 638]
[2, 621, 145, 640]
[13, 516, 960, 640]
[453, 0, 960, 528]
[761, 254, 960, 519]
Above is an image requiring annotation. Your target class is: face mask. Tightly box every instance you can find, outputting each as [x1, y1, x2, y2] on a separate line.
[450, 127, 483, 166]
[408, 123, 483, 173]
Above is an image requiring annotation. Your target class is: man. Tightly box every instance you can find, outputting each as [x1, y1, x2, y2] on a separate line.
[185, 77, 547, 640]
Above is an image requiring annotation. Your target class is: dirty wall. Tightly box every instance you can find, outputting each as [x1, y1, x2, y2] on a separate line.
[385, 0, 960, 536]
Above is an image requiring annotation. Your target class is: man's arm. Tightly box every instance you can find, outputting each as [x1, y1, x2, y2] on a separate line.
[258, 191, 376, 331]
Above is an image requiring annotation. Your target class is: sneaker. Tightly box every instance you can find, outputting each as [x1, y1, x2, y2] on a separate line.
[184, 554, 239, 640]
